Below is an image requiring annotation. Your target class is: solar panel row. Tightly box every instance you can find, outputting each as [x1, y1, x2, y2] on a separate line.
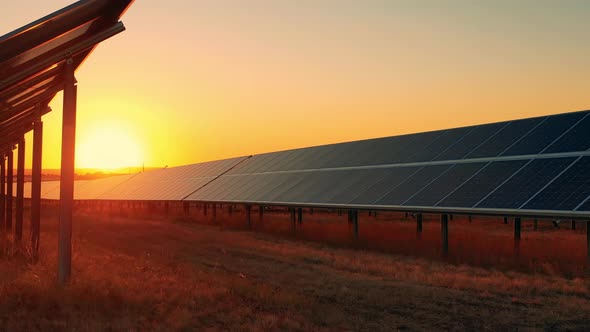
[19, 110, 590, 217]
[226, 110, 590, 175]
[186, 156, 590, 212]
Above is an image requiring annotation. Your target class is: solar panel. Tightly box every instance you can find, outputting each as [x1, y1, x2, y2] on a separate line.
[404, 163, 485, 206]
[522, 156, 590, 211]
[30, 109, 590, 218]
[476, 158, 577, 209]
[437, 160, 528, 208]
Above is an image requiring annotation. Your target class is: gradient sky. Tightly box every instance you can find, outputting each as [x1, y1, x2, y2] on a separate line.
[3, 0, 590, 170]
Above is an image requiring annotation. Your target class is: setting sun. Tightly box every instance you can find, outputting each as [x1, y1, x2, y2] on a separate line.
[76, 124, 144, 171]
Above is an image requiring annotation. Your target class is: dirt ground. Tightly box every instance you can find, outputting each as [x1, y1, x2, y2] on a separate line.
[0, 209, 589, 331]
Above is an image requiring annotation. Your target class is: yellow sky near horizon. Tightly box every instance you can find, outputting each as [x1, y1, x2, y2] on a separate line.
[3, 0, 590, 170]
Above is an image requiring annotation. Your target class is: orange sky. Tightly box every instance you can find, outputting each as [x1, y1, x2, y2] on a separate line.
[3, 1, 590, 170]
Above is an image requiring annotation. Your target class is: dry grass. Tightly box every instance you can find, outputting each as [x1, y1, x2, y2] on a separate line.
[0, 207, 588, 331]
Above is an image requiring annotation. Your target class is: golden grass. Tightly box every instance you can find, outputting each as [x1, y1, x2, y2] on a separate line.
[0, 207, 588, 330]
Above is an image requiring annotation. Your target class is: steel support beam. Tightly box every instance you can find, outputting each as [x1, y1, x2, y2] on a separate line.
[58, 59, 77, 285]
[0, 153, 5, 230]
[351, 210, 359, 240]
[6, 149, 13, 232]
[416, 213, 423, 233]
[297, 207, 303, 224]
[246, 205, 251, 228]
[514, 217, 521, 241]
[572, 220, 576, 230]
[533, 218, 538, 231]
[15, 137, 25, 242]
[441, 214, 449, 257]
[290, 208, 296, 234]
[259, 205, 264, 219]
[503, 216, 508, 224]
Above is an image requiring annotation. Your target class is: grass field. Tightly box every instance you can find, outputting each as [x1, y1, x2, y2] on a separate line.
[0, 206, 589, 331]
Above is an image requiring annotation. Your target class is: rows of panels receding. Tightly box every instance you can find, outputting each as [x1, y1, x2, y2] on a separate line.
[225, 110, 590, 175]
[185, 156, 590, 212]
[19, 110, 590, 217]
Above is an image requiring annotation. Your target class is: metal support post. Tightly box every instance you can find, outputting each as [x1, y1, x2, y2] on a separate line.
[0, 153, 5, 230]
[6, 149, 13, 231]
[58, 59, 77, 285]
[352, 210, 359, 240]
[15, 137, 25, 242]
[441, 214, 449, 257]
[416, 213, 423, 233]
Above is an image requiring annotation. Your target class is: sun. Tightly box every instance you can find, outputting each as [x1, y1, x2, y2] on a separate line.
[76, 124, 144, 171]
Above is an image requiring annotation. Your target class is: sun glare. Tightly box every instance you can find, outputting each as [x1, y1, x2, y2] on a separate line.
[76, 124, 144, 171]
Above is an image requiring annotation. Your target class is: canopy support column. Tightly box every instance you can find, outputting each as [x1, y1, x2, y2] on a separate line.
[0, 153, 5, 230]
[58, 59, 77, 285]
[15, 137, 25, 242]
[30, 119, 42, 262]
[6, 149, 13, 232]
[441, 214, 448, 257]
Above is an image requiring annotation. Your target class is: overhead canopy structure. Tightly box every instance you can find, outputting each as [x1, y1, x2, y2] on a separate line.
[27, 109, 590, 220]
[0, 0, 133, 146]
[1, 0, 134, 284]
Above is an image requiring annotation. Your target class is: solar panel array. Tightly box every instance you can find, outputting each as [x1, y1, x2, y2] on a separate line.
[27, 110, 590, 218]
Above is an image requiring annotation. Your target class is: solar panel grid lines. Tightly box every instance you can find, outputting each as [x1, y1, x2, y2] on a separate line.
[376, 164, 453, 205]
[495, 116, 548, 157]
[540, 111, 590, 154]
[403, 162, 486, 207]
[408, 127, 472, 163]
[324, 169, 391, 204]
[429, 125, 476, 161]
[437, 160, 529, 208]
[501, 112, 585, 156]
[472, 159, 535, 208]
[517, 156, 583, 210]
[399, 163, 456, 206]
[465, 118, 545, 159]
[475, 157, 577, 209]
[347, 167, 419, 204]
[523, 156, 590, 211]
[573, 192, 590, 211]
[461, 121, 512, 160]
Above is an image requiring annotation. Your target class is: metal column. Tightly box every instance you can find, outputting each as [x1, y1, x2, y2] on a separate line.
[0, 153, 5, 230]
[15, 137, 25, 242]
[246, 205, 251, 228]
[297, 207, 303, 224]
[441, 214, 449, 257]
[58, 59, 77, 285]
[6, 149, 13, 232]
[514, 217, 521, 240]
[416, 213, 423, 233]
[351, 210, 359, 240]
[290, 208, 296, 234]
